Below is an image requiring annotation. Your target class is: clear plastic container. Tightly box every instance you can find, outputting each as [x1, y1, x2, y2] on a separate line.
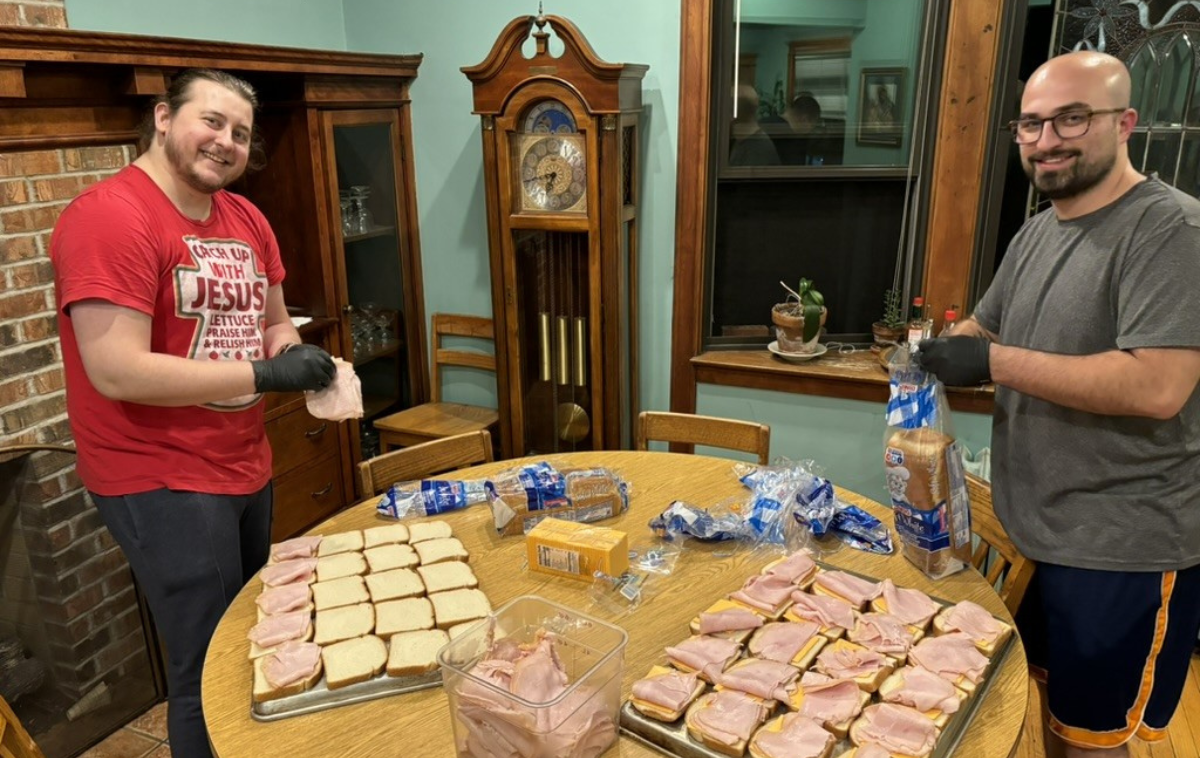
[438, 595, 628, 758]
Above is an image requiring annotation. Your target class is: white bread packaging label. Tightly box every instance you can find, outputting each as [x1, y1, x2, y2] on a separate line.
[884, 349, 972, 579]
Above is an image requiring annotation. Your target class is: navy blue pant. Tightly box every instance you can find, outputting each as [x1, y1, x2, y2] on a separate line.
[92, 486, 272, 758]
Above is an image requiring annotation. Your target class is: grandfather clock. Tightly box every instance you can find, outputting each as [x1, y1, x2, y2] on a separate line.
[463, 11, 647, 457]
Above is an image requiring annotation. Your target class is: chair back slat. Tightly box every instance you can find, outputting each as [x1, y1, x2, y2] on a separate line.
[359, 430, 493, 496]
[965, 472, 1035, 616]
[636, 411, 770, 465]
[430, 313, 496, 403]
[0, 696, 47, 758]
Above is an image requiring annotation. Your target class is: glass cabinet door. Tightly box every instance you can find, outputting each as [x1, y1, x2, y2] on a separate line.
[322, 110, 422, 464]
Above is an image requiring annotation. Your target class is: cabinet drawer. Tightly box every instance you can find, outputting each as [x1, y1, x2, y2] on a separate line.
[271, 452, 344, 541]
[267, 407, 339, 478]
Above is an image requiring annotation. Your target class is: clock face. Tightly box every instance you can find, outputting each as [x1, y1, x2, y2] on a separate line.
[517, 134, 587, 213]
[523, 100, 577, 134]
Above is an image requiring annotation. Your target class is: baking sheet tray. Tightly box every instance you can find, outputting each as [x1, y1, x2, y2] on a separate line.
[251, 669, 442, 722]
[619, 569, 1015, 758]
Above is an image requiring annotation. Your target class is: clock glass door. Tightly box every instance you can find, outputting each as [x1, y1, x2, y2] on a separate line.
[514, 230, 593, 453]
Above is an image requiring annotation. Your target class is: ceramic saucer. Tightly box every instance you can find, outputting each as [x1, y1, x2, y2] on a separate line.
[767, 341, 828, 362]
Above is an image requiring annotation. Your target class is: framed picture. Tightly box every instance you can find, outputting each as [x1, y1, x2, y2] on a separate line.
[857, 67, 905, 146]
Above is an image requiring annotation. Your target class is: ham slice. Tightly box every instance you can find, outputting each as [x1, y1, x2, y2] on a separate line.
[256, 583, 311, 615]
[717, 658, 799, 703]
[850, 613, 913, 656]
[816, 644, 886, 679]
[944, 600, 1004, 645]
[910, 633, 989, 685]
[698, 607, 764, 635]
[853, 703, 939, 757]
[247, 610, 311, 648]
[631, 669, 700, 713]
[306, 358, 363, 421]
[882, 666, 961, 715]
[749, 620, 820, 664]
[855, 745, 894, 758]
[789, 591, 856, 631]
[764, 550, 817, 584]
[730, 572, 796, 613]
[878, 579, 939, 627]
[510, 635, 569, 704]
[262, 640, 321, 689]
[260, 557, 317, 587]
[270, 535, 322, 562]
[665, 635, 741, 682]
[812, 571, 881, 607]
[689, 690, 771, 747]
[751, 713, 835, 758]
[799, 677, 864, 726]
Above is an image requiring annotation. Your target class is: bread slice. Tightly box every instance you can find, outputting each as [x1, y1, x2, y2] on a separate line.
[429, 588, 491, 630]
[386, 629, 450, 677]
[312, 575, 369, 612]
[931, 604, 1013, 657]
[375, 597, 435, 638]
[317, 530, 364, 557]
[813, 639, 896, 693]
[408, 520, 453, 544]
[417, 562, 478, 594]
[685, 691, 771, 758]
[316, 552, 367, 582]
[689, 598, 765, 644]
[415, 537, 469, 565]
[365, 568, 424, 603]
[878, 668, 967, 729]
[628, 664, 706, 722]
[364, 543, 419, 573]
[363, 522, 410, 548]
[447, 621, 481, 639]
[313, 602, 375, 646]
[749, 713, 836, 758]
[252, 650, 323, 703]
[321, 634, 387, 690]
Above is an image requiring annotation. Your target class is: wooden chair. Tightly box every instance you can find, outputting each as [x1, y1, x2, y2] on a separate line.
[966, 472, 1035, 616]
[358, 430, 494, 497]
[636, 411, 771, 465]
[373, 313, 500, 455]
[0, 696, 48, 758]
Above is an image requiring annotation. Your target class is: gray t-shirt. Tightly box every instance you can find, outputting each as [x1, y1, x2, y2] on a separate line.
[974, 177, 1200, 571]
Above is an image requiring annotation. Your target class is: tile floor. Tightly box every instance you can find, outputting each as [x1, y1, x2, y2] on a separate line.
[77, 701, 170, 758]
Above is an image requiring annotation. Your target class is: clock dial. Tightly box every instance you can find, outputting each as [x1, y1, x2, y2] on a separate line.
[522, 99, 577, 134]
[516, 134, 587, 213]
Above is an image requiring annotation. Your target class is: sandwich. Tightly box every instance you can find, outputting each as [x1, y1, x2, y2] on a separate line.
[747, 620, 826, 669]
[664, 634, 742, 684]
[848, 703, 939, 758]
[259, 557, 318, 588]
[315, 551, 367, 582]
[690, 598, 766, 643]
[269, 535, 322, 563]
[363, 522, 410, 548]
[785, 591, 857, 639]
[247, 610, 312, 660]
[316, 530, 363, 557]
[321, 634, 387, 690]
[760, 549, 820, 589]
[749, 712, 836, 758]
[313, 602, 375, 646]
[364, 568, 424, 603]
[364, 543, 419, 573]
[375, 597, 435, 638]
[847, 613, 921, 664]
[812, 639, 895, 693]
[869, 580, 939, 631]
[628, 664, 706, 722]
[877, 666, 966, 728]
[930, 600, 1013, 657]
[429, 588, 491, 630]
[252, 640, 322, 703]
[408, 519, 453, 543]
[729, 572, 798, 619]
[312, 575, 369, 611]
[386, 629, 450, 677]
[810, 571, 881, 611]
[907, 633, 988, 695]
[785, 671, 869, 740]
[685, 689, 773, 758]
[255, 583, 312, 616]
[715, 657, 800, 705]
[417, 561, 479, 594]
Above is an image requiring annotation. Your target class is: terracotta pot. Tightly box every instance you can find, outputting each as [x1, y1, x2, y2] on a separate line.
[771, 303, 826, 353]
[871, 322, 905, 352]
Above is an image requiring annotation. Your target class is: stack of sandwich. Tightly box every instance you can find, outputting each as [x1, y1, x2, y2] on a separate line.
[626, 550, 1010, 758]
[249, 519, 492, 704]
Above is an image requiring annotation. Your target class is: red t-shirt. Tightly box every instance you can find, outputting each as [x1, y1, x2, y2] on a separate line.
[51, 165, 286, 496]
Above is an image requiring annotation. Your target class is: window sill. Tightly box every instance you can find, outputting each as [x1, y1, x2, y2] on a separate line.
[691, 349, 994, 415]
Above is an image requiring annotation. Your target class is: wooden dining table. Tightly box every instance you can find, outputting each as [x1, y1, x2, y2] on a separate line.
[202, 450, 1028, 758]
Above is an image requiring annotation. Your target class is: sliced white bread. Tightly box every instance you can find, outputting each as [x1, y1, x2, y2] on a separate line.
[321, 634, 387, 690]
[316, 530, 364, 557]
[252, 650, 323, 703]
[375, 597, 435, 637]
[748, 713, 836, 758]
[312, 575, 369, 612]
[363, 522, 410, 548]
[408, 520, 453, 544]
[415, 537, 469, 565]
[930, 604, 1013, 657]
[364, 543, 419, 573]
[417, 562, 479, 594]
[628, 664, 707, 722]
[316, 552, 367, 583]
[386, 629, 450, 677]
[429, 588, 491, 630]
[313, 602, 375, 646]
[364, 568, 425, 603]
[447, 621, 481, 640]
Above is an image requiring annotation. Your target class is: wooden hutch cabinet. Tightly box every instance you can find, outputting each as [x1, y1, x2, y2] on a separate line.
[0, 28, 428, 540]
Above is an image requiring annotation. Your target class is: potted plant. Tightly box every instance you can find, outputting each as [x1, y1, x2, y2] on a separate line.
[871, 288, 906, 352]
[771, 278, 826, 353]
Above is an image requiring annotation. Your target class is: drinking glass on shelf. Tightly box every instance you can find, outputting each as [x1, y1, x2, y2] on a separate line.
[360, 302, 383, 348]
[339, 194, 354, 238]
[349, 185, 374, 233]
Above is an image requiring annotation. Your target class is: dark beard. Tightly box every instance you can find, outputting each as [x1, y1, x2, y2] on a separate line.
[1022, 148, 1116, 200]
[164, 134, 237, 194]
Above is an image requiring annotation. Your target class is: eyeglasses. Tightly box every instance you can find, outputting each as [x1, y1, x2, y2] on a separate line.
[1007, 108, 1127, 145]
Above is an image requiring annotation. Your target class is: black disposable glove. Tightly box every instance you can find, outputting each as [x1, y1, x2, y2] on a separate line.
[252, 344, 336, 393]
[916, 337, 992, 386]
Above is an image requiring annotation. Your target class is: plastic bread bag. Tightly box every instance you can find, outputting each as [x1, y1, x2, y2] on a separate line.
[648, 499, 752, 543]
[486, 462, 629, 536]
[883, 347, 972, 578]
[739, 459, 837, 542]
[376, 479, 488, 519]
[305, 358, 362, 421]
[829, 504, 894, 555]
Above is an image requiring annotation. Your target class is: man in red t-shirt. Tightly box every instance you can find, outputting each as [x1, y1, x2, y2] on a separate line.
[51, 69, 334, 758]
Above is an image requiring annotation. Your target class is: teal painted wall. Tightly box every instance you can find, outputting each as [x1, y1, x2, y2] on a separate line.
[63, 0, 348, 49]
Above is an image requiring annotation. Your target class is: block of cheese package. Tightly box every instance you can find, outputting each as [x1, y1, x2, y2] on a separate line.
[487, 461, 630, 536]
[526, 517, 629, 581]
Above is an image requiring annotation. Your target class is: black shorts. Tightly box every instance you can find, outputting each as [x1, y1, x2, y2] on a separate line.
[1015, 561, 1200, 749]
